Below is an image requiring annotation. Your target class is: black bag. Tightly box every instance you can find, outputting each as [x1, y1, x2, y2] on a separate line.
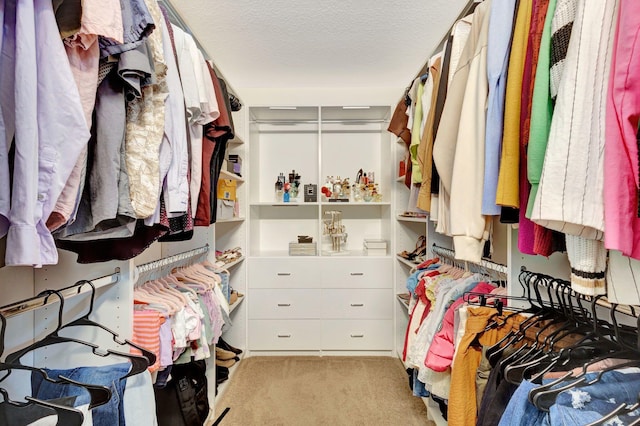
[154, 360, 210, 426]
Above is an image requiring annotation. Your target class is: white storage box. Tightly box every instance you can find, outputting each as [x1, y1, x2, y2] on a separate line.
[363, 239, 387, 256]
[289, 242, 318, 256]
[217, 199, 235, 220]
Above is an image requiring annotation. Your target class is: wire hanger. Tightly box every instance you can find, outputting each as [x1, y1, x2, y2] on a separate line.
[3, 290, 149, 380]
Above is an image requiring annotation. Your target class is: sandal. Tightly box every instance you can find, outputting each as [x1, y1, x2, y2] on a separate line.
[398, 235, 426, 259]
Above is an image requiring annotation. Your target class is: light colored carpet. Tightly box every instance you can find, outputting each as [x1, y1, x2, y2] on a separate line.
[214, 356, 435, 426]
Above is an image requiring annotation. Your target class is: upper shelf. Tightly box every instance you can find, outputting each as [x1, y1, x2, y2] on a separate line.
[397, 214, 428, 223]
[219, 170, 244, 182]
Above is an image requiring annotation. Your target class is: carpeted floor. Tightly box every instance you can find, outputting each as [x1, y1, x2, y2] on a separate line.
[214, 356, 434, 426]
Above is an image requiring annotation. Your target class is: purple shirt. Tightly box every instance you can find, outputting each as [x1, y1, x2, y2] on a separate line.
[2, 0, 89, 266]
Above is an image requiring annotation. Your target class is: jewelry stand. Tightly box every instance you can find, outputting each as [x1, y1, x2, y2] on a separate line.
[322, 210, 349, 255]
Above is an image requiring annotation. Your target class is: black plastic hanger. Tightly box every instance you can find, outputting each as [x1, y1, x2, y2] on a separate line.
[0, 307, 112, 409]
[3, 290, 149, 380]
[57, 280, 157, 365]
[0, 388, 84, 426]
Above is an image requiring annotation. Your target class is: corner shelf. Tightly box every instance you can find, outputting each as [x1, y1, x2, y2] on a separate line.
[396, 214, 428, 223]
[217, 255, 245, 270]
[229, 294, 245, 314]
[216, 216, 245, 224]
[396, 293, 410, 310]
[396, 255, 418, 268]
[219, 169, 245, 182]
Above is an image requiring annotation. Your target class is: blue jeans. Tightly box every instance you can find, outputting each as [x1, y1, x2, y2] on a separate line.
[412, 369, 430, 397]
[31, 363, 130, 426]
[550, 370, 640, 425]
[498, 380, 550, 426]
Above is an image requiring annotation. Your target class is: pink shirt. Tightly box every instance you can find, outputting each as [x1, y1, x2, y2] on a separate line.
[604, 1, 640, 260]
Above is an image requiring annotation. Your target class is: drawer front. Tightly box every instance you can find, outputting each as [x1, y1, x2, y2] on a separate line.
[249, 320, 320, 350]
[320, 258, 392, 288]
[321, 289, 393, 319]
[249, 289, 322, 319]
[321, 320, 393, 350]
[249, 258, 321, 289]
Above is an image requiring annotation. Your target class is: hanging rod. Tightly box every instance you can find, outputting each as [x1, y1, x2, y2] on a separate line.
[136, 245, 210, 275]
[520, 267, 638, 317]
[431, 244, 508, 275]
[0, 268, 121, 319]
[250, 119, 390, 125]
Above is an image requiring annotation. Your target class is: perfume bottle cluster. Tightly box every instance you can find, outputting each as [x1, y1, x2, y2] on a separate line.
[275, 170, 301, 202]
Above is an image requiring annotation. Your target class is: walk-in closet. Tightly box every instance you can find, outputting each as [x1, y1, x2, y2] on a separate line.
[2, 0, 640, 424]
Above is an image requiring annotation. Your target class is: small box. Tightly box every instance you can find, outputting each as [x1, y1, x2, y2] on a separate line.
[289, 242, 317, 256]
[217, 179, 237, 201]
[364, 239, 387, 256]
[304, 184, 317, 202]
[227, 155, 242, 176]
[216, 199, 235, 220]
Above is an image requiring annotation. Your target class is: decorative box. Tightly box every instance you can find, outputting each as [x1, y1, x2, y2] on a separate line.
[363, 239, 387, 256]
[304, 184, 317, 202]
[289, 242, 317, 256]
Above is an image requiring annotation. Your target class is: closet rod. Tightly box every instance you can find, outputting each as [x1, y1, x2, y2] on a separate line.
[520, 267, 638, 317]
[157, 0, 240, 100]
[431, 244, 508, 275]
[0, 268, 121, 318]
[412, 0, 480, 82]
[136, 245, 210, 275]
[250, 119, 389, 125]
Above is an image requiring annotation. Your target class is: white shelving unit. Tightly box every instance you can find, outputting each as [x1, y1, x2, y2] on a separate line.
[246, 105, 395, 354]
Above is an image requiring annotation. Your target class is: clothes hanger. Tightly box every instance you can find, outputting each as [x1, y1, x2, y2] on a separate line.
[0, 388, 84, 426]
[529, 300, 640, 411]
[0, 306, 112, 410]
[57, 280, 157, 366]
[3, 290, 149, 380]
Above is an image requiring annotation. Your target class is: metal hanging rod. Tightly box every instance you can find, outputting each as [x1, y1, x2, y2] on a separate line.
[520, 267, 638, 317]
[431, 244, 508, 275]
[0, 268, 121, 318]
[136, 245, 210, 275]
[250, 119, 390, 125]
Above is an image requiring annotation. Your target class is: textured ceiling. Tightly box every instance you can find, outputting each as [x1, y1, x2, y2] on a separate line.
[171, 0, 471, 90]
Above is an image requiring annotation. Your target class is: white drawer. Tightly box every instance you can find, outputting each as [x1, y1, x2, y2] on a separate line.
[249, 320, 320, 350]
[321, 320, 393, 350]
[248, 258, 321, 289]
[321, 289, 393, 319]
[320, 258, 391, 288]
[249, 289, 322, 319]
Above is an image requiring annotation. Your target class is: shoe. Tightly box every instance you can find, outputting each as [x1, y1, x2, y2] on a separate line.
[216, 366, 229, 384]
[229, 291, 238, 305]
[215, 347, 237, 361]
[218, 337, 243, 355]
[216, 358, 237, 368]
[398, 235, 426, 260]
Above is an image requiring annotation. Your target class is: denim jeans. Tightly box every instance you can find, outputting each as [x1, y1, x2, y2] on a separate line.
[31, 363, 130, 426]
[412, 369, 430, 397]
[550, 370, 640, 425]
[498, 380, 550, 426]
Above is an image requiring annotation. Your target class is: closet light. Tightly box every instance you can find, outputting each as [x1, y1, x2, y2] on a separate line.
[269, 106, 298, 110]
[342, 106, 371, 110]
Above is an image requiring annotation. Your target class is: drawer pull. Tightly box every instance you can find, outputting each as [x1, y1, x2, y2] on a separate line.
[350, 303, 364, 307]
[277, 272, 292, 276]
[350, 334, 365, 338]
[277, 303, 291, 307]
[350, 272, 364, 276]
[277, 334, 292, 338]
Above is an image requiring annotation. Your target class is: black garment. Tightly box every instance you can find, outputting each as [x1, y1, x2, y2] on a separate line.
[500, 207, 519, 224]
[430, 33, 453, 195]
[155, 360, 209, 426]
[476, 354, 518, 426]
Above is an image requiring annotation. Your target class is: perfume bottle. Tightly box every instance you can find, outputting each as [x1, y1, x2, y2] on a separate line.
[275, 173, 285, 201]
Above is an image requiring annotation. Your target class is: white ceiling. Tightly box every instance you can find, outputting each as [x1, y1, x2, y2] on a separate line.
[171, 0, 470, 91]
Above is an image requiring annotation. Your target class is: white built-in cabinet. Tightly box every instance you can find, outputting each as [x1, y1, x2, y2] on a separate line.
[245, 105, 396, 354]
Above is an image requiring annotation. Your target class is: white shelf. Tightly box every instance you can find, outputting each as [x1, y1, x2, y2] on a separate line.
[228, 136, 244, 145]
[219, 169, 245, 182]
[396, 214, 428, 223]
[250, 202, 318, 206]
[216, 216, 245, 223]
[396, 255, 418, 268]
[229, 294, 245, 314]
[320, 201, 391, 206]
[396, 175, 405, 182]
[396, 293, 411, 310]
[212, 348, 246, 404]
[217, 256, 245, 270]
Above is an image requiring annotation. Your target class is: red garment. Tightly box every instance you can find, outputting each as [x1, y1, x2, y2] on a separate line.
[194, 136, 215, 226]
